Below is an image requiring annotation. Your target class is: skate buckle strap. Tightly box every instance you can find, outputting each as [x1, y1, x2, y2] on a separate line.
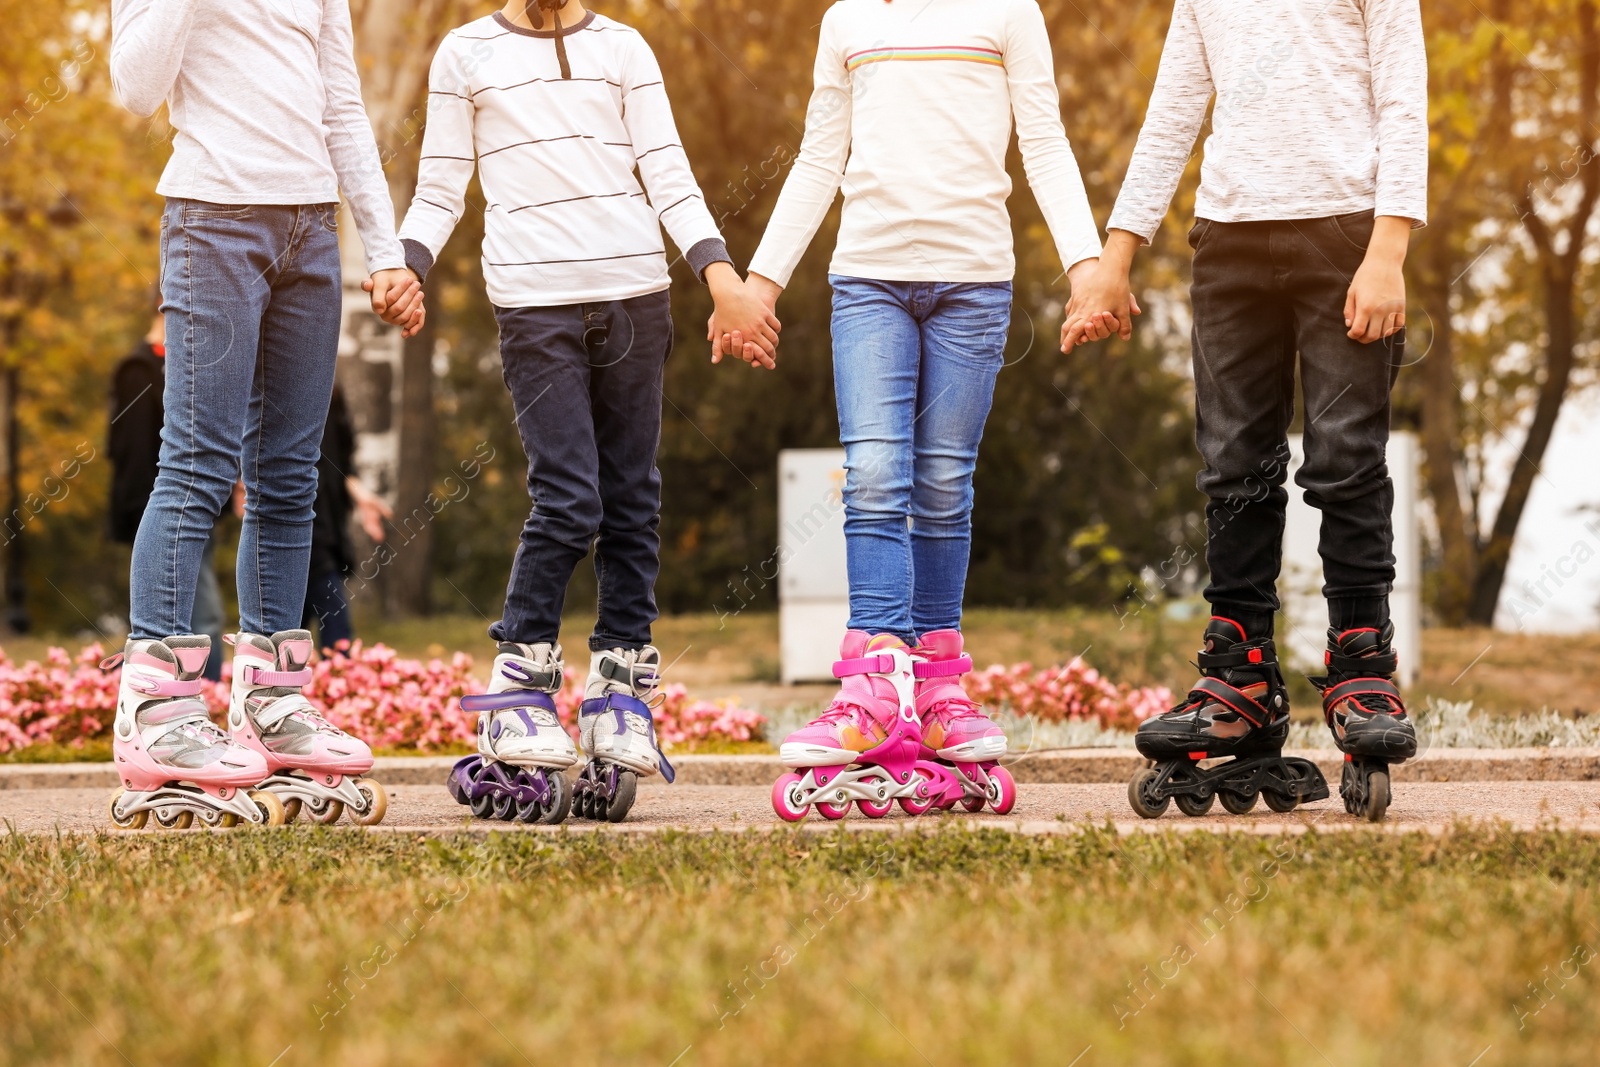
[1322, 675, 1402, 709]
[1325, 649, 1399, 676]
[833, 654, 896, 678]
[1189, 676, 1268, 727]
[124, 674, 207, 698]
[499, 661, 562, 691]
[912, 654, 972, 679]
[461, 690, 559, 714]
[241, 663, 313, 687]
[1196, 639, 1276, 672]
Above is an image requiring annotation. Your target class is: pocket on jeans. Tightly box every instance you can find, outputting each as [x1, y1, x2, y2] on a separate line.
[1330, 210, 1376, 253]
[182, 201, 252, 222]
[1187, 218, 1214, 251]
[317, 204, 340, 233]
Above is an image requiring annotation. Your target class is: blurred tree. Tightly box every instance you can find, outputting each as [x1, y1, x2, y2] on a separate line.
[1407, 0, 1600, 624]
[0, 0, 167, 635]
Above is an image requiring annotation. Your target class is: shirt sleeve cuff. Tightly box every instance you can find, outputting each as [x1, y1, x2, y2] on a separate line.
[401, 239, 435, 283]
[685, 238, 733, 283]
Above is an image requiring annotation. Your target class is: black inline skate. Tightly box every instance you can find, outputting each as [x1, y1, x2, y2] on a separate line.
[1129, 617, 1328, 818]
[1311, 622, 1416, 822]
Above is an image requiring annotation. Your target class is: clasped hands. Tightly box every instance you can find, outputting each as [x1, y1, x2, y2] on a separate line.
[363, 268, 427, 339]
[706, 266, 783, 370]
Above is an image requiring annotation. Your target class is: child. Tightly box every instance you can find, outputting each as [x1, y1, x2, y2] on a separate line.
[105, 0, 419, 827]
[1065, 0, 1427, 818]
[729, 0, 1102, 814]
[399, 0, 778, 820]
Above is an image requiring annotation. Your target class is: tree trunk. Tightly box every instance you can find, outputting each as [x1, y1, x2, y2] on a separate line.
[336, 0, 453, 619]
[385, 313, 436, 614]
[1414, 262, 1476, 625]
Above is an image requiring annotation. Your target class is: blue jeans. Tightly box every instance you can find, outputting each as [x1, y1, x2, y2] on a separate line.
[130, 199, 343, 639]
[830, 275, 1012, 642]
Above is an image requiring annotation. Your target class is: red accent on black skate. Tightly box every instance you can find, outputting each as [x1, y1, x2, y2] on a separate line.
[1210, 616, 1248, 642]
[1189, 676, 1267, 727]
[1320, 675, 1406, 730]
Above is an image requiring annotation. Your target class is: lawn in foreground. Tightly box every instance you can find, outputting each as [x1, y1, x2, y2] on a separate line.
[2, 827, 1596, 1066]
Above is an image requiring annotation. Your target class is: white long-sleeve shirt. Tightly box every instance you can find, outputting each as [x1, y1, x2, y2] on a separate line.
[1107, 0, 1429, 242]
[396, 12, 729, 308]
[748, 0, 1102, 288]
[109, 0, 403, 275]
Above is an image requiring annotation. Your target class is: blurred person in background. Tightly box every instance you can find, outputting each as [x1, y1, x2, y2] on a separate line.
[107, 297, 225, 681]
[304, 385, 390, 652]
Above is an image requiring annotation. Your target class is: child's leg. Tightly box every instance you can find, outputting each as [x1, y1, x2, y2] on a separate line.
[1189, 220, 1298, 638]
[587, 290, 673, 652]
[1287, 211, 1403, 631]
[129, 199, 275, 640]
[830, 275, 923, 643]
[490, 303, 602, 647]
[239, 203, 342, 636]
[908, 281, 1012, 637]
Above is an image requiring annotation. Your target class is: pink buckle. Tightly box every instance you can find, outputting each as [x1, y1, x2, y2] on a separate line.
[912, 654, 972, 679]
[832, 654, 894, 679]
[242, 664, 313, 687]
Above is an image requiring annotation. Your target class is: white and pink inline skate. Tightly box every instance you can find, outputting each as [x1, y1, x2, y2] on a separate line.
[771, 632, 963, 821]
[913, 630, 1015, 815]
[227, 630, 387, 825]
[108, 635, 282, 829]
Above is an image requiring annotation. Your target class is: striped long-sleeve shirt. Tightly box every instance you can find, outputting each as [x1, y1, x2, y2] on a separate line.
[1107, 0, 1429, 242]
[397, 11, 730, 307]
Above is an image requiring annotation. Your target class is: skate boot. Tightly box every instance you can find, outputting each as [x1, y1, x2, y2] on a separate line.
[1128, 617, 1328, 819]
[107, 635, 281, 829]
[1312, 621, 1416, 822]
[912, 630, 1015, 815]
[770, 632, 960, 822]
[572, 646, 676, 822]
[450, 642, 576, 824]
[227, 630, 386, 826]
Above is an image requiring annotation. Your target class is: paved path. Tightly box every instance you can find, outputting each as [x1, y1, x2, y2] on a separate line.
[6, 781, 1600, 835]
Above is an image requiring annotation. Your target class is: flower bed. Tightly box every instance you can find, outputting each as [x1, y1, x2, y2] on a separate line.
[0, 641, 765, 755]
[966, 659, 1171, 732]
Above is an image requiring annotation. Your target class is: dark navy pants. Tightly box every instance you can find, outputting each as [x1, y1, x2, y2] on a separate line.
[490, 289, 672, 652]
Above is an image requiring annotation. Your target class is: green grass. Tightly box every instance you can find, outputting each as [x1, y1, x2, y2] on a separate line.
[3, 826, 1599, 1065]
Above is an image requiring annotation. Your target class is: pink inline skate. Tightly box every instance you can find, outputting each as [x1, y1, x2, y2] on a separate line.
[914, 630, 1016, 815]
[771, 633, 961, 821]
[108, 635, 282, 829]
[227, 630, 387, 825]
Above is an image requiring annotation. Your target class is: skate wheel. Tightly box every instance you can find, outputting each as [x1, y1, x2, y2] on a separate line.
[307, 796, 345, 825]
[470, 793, 496, 820]
[771, 773, 809, 823]
[858, 798, 894, 818]
[281, 797, 303, 824]
[155, 808, 193, 830]
[491, 792, 517, 821]
[1175, 792, 1214, 817]
[196, 807, 236, 829]
[107, 789, 148, 830]
[1219, 790, 1258, 815]
[251, 789, 287, 827]
[1361, 769, 1390, 823]
[1127, 767, 1170, 819]
[350, 779, 387, 826]
[986, 765, 1017, 816]
[520, 772, 571, 825]
[816, 800, 851, 820]
[1263, 790, 1299, 813]
[959, 796, 986, 813]
[604, 770, 638, 823]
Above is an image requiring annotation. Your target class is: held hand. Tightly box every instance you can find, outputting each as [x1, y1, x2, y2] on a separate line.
[706, 265, 781, 369]
[1061, 256, 1141, 354]
[364, 269, 426, 338]
[737, 272, 785, 369]
[1344, 215, 1412, 344]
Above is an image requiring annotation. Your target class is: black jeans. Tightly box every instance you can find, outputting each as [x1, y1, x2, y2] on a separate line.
[490, 290, 672, 652]
[1189, 211, 1404, 633]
